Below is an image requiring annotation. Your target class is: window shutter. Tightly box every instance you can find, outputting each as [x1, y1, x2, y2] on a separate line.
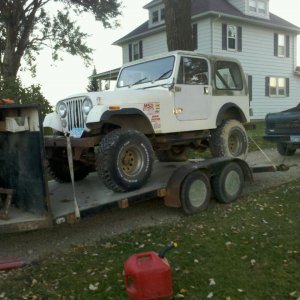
[222, 24, 227, 50]
[265, 77, 270, 96]
[192, 24, 198, 50]
[274, 33, 278, 56]
[139, 41, 143, 59]
[248, 75, 252, 101]
[237, 26, 242, 52]
[285, 35, 290, 58]
[129, 44, 132, 62]
[286, 78, 290, 96]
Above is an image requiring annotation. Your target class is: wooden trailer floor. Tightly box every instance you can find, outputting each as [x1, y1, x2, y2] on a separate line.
[48, 161, 184, 221]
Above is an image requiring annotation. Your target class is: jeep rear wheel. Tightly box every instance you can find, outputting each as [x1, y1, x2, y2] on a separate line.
[210, 120, 248, 158]
[156, 146, 188, 162]
[97, 129, 154, 192]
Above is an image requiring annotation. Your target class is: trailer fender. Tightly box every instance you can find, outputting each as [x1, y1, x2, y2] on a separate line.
[165, 163, 210, 208]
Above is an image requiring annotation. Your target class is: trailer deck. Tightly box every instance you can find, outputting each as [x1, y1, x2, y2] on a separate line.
[49, 161, 184, 223]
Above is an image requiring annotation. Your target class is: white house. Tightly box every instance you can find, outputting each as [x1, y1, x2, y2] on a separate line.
[97, 0, 300, 119]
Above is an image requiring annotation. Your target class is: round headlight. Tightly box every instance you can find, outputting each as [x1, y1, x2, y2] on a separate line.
[82, 97, 93, 115]
[57, 102, 67, 118]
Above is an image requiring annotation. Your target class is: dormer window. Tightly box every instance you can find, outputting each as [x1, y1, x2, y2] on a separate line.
[161, 8, 165, 21]
[149, 5, 166, 27]
[257, 1, 266, 14]
[249, 0, 256, 12]
[247, 0, 268, 17]
[152, 10, 159, 23]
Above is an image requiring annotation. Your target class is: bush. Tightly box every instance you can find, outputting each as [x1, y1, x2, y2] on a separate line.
[0, 77, 53, 118]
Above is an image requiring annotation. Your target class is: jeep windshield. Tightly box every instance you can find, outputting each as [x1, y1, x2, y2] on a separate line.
[117, 56, 175, 88]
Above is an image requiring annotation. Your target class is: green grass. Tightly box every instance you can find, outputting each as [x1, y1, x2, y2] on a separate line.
[1, 179, 300, 299]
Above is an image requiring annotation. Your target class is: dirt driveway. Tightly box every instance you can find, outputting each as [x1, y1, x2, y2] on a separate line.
[1, 148, 299, 261]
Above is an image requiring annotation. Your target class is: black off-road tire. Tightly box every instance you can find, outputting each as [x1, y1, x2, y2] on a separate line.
[180, 170, 211, 214]
[210, 120, 248, 158]
[212, 162, 244, 204]
[277, 142, 296, 156]
[97, 129, 154, 192]
[156, 146, 188, 162]
[47, 158, 90, 183]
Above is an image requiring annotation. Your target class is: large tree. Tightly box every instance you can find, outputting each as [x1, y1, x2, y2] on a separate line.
[0, 0, 122, 81]
[163, 0, 193, 51]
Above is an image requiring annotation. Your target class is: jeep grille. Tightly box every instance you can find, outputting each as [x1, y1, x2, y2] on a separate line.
[64, 97, 85, 132]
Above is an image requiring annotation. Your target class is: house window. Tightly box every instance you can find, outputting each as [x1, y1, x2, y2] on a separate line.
[248, 0, 267, 15]
[128, 41, 143, 62]
[161, 8, 165, 21]
[222, 24, 242, 52]
[257, 1, 266, 14]
[274, 33, 289, 58]
[152, 10, 159, 23]
[267, 77, 289, 97]
[227, 25, 237, 50]
[249, 0, 256, 12]
[278, 34, 286, 57]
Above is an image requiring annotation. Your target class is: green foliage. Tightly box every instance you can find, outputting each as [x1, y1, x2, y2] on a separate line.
[0, 78, 53, 118]
[86, 67, 99, 92]
[0, 0, 122, 79]
[0, 179, 299, 299]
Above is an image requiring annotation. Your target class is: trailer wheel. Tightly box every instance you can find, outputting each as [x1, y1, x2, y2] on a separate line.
[180, 170, 211, 214]
[210, 120, 248, 158]
[47, 158, 90, 183]
[212, 162, 244, 204]
[277, 142, 296, 156]
[156, 146, 188, 162]
[97, 129, 154, 192]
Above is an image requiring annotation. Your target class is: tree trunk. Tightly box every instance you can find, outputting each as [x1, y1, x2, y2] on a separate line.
[0, 1, 39, 81]
[163, 0, 193, 51]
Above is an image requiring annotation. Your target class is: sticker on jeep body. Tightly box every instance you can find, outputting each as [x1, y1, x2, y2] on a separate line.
[143, 102, 160, 115]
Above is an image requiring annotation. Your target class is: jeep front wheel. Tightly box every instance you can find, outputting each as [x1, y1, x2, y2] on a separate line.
[97, 129, 154, 192]
[210, 120, 248, 158]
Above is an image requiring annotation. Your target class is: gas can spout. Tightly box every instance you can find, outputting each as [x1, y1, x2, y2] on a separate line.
[158, 241, 177, 258]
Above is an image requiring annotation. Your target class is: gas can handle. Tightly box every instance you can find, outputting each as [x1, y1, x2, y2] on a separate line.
[158, 242, 177, 258]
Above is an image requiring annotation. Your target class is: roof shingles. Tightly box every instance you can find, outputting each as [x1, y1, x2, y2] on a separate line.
[114, 0, 300, 45]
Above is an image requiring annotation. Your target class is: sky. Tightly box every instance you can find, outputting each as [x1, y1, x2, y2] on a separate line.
[20, 0, 300, 106]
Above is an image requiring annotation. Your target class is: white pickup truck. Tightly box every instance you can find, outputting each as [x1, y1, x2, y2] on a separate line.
[44, 50, 250, 192]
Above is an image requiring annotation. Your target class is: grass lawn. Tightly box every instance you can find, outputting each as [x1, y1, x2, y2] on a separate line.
[1, 178, 299, 300]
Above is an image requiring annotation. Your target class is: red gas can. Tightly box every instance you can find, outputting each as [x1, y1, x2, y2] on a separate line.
[124, 251, 173, 300]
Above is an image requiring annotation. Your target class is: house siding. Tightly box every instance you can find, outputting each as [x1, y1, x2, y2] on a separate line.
[212, 18, 300, 118]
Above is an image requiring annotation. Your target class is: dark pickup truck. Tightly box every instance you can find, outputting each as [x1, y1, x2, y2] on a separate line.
[264, 103, 300, 156]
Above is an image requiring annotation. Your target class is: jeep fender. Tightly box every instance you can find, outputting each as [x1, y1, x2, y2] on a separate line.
[216, 103, 247, 126]
[43, 112, 63, 132]
[87, 107, 154, 134]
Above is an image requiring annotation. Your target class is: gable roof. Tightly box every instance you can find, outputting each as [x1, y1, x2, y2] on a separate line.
[113, 0, 300, 45]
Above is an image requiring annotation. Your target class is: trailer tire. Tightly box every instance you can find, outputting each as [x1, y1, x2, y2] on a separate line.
[210, 120, 248, 158]
[212, 162, 244, 204]
[47, 159, 90, 183]
[156, 146, 188, 162]
[97, 129, 154, 192]
[277, 142, 296, 156]
[180, 170, 211, 214]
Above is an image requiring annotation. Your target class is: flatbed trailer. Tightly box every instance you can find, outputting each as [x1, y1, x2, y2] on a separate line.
[0, 105, 288, 234]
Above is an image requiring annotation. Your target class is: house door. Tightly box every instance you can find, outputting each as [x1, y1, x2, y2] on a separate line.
[174, 56, 211, 121]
